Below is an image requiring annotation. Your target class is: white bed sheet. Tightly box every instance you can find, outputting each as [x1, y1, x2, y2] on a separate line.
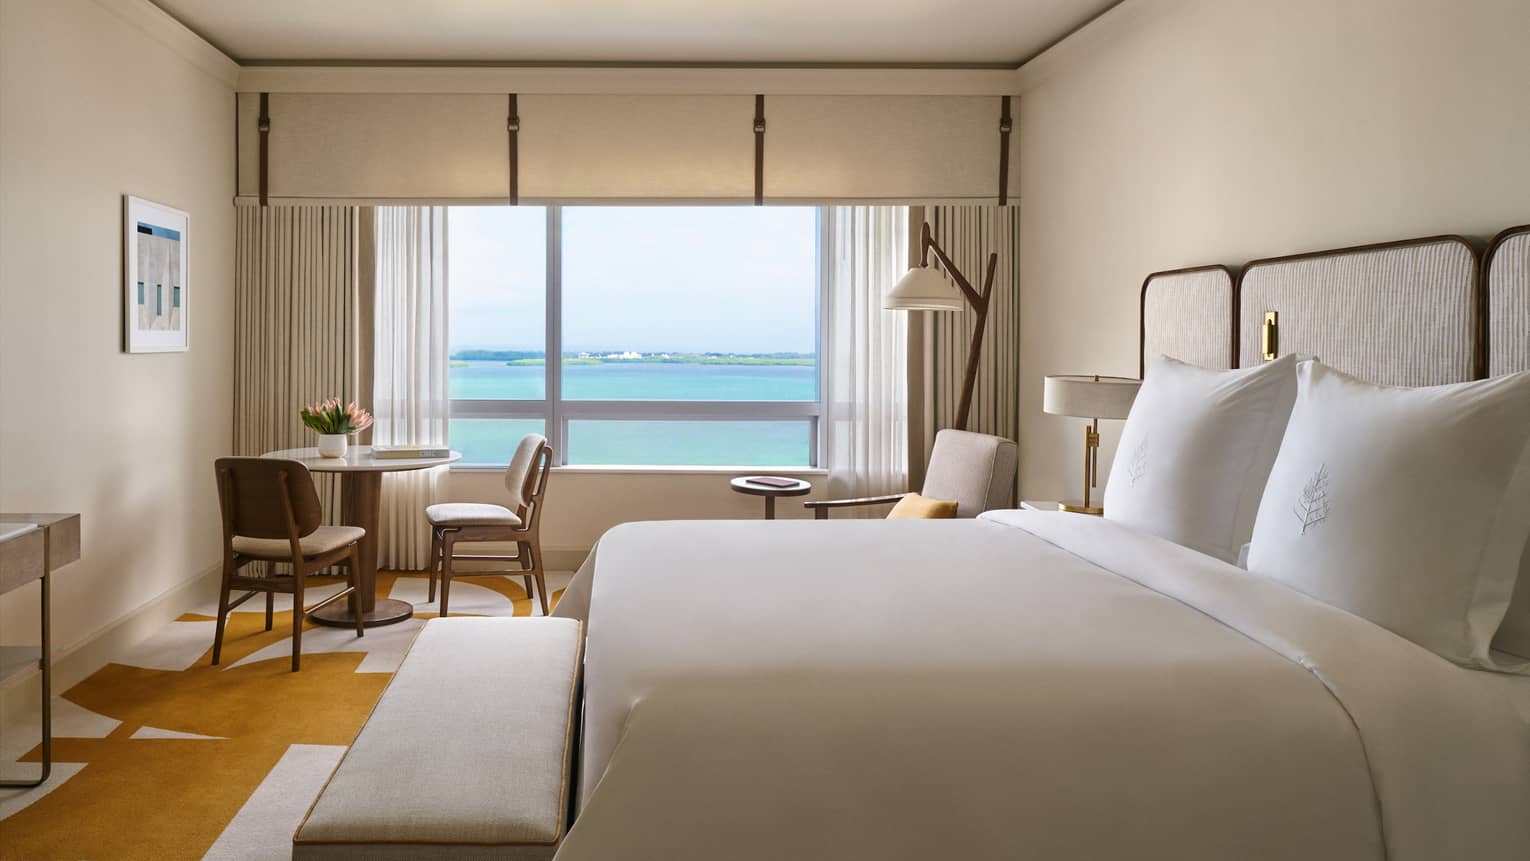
[551, 512, 1530, 860]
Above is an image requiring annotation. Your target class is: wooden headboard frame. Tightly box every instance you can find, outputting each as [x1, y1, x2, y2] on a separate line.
[1233, 235, 1482, 385]
[1484, 224, 1530, 377]
[1138, 264, 1238, 377]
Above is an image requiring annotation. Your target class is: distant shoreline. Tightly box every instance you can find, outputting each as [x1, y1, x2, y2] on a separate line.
[449, 350, 814, 368]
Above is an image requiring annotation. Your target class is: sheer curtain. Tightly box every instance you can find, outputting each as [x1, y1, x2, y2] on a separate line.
[372, 207, 450, 569]
[823, 207, 910, 509]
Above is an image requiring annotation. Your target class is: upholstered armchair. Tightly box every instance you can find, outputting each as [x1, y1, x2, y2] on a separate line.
[805, 429, 1018, 519]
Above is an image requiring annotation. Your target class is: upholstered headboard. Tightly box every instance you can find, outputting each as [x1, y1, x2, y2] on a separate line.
[1236, 237, 1480, 386]
[1139, 265, 1236, 376]
[1486, 225, 1530, 376]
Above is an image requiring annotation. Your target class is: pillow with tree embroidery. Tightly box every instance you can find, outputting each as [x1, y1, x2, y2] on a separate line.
[1248, 362, 1530, 670]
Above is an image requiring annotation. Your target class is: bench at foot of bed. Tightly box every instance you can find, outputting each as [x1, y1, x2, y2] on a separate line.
[294, 617, 583, 861]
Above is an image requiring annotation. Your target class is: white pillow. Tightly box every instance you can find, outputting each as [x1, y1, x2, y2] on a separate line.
[1247, 362, 1530, 670]
[1103, 355, 1297, 563]
[1492, 542, 1530, 658]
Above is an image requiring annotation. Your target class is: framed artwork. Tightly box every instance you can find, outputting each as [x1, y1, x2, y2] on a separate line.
[124, 195, 190, 353]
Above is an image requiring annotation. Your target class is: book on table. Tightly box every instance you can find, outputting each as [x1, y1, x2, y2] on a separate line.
[372, 446, 451, 460]
[744, 476, 799, 489]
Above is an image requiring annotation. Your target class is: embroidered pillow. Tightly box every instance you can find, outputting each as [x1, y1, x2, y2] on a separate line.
[1103, 355, 1297, 563]
[1247, 362, 1530, 669]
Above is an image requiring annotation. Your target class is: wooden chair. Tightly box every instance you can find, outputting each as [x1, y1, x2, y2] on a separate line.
[426, 433, 554, 617]
[212, 457, 365, 672]
[804, 429, 1018, 519]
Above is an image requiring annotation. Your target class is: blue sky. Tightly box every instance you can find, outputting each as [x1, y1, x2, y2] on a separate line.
[447, 206, 819, 354]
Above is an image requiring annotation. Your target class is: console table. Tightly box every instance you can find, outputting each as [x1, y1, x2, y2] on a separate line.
[0, 512, 80, 788]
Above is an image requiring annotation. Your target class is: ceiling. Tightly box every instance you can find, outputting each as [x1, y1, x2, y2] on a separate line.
[151, 0, 1119, 66]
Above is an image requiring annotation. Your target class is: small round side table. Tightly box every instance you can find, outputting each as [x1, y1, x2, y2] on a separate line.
[730, 476, 812, 520]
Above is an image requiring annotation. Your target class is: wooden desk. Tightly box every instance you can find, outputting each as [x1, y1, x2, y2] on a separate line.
[0, 512, 81, 788]
[261, 447, 459, 628]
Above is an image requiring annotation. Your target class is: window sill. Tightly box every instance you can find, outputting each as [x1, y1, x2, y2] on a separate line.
[451, 464, 829, 477]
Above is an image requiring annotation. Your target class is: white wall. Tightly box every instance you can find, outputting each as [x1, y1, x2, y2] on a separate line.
[1016, 0, 1530, 502]
[0, 0, 236, 657]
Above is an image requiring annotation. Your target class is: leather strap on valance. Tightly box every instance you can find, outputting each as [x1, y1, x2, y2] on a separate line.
[753, 94, 766, 206]
[508, 93, 520, 205]
[997, 95, 1012, 207]
[258, 92, 271, 207]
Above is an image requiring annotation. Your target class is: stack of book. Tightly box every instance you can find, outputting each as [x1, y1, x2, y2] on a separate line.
[372, 446, 451, 460]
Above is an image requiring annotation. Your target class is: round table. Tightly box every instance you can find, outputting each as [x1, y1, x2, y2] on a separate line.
[261, 446, 460, 628]
[729, 475, 812, 520]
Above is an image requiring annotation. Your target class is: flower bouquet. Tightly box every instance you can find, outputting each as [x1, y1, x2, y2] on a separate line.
[301, 399, 374, 458]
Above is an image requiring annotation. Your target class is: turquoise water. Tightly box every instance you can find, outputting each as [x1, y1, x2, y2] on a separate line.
[448, 362, 817, 465]
[450, 361, 816, 401]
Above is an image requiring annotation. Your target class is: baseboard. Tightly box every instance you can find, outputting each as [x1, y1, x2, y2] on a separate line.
[0, 563, 223, 732]
[407, 544, 592, 575]
[544, 547, 592, 572]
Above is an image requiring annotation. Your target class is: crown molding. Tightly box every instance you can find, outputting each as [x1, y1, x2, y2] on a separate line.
[93, 0, 239, 86]
[235, 64, 1024, 96]
[1015, 0, 1189, 93]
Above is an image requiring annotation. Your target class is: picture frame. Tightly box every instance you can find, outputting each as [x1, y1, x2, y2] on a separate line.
[123, 195, 190, 353]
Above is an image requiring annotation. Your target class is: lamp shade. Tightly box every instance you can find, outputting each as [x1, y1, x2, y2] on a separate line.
[1043, 375, 1141, 420]
[884, 266, 964, 311]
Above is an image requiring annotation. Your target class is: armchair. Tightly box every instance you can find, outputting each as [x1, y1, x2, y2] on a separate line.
[805, 429, 1017, 519]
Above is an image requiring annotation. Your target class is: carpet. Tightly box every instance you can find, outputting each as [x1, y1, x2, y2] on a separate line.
[0, 571, 565, 861]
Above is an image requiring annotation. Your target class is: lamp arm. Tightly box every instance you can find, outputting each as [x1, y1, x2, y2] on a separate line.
[922, 233, 985, 309]
[951, 251, 1000, 430]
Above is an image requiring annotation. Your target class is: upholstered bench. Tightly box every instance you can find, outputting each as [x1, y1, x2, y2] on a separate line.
[294, 617, 583, 860]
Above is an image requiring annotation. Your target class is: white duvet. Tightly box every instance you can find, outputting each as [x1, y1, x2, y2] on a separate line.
[551, 512, 1530, 860]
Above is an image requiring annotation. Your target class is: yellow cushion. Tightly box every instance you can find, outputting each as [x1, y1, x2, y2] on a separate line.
[886, 493, 959, 520]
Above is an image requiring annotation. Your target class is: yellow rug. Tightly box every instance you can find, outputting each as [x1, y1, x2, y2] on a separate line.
[0, 571, 563, 861]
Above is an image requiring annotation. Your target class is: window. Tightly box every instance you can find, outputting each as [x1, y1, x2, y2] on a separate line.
[448, 206, 823, 467]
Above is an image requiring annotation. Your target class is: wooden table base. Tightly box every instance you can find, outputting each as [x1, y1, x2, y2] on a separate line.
[306, 470, 414, 629]
[310, 596, 414, 628]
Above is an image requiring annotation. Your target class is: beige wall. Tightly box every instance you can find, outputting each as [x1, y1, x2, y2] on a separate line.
[1016, 0, 1530, 502]
[446, 468, 831, 567]
[0, 1, 236, 655]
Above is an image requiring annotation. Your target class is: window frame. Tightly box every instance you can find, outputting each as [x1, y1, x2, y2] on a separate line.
[449, 205, 829, 469]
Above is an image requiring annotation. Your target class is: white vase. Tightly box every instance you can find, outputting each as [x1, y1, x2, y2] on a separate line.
[317, 433, 349, 458]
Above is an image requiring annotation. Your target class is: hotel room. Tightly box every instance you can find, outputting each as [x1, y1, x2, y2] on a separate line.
[2, 0, 1529, 858]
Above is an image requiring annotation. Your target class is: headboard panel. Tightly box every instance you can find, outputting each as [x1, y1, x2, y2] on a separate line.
[1486, 225, 1530, 376]
[1139, 265, 1236, 377]
[1237, 236, 1479, 385]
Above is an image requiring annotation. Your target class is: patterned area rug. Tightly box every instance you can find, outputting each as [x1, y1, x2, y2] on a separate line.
[0, 571, 566, 861]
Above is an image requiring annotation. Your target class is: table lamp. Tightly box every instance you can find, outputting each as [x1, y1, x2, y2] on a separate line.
[1042, 374, 1141, 515]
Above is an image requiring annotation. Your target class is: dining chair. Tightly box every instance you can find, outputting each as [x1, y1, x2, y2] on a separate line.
[212, 457, 365, 672]
[804, 428, 1018, 519]
[426, 433, 554, 617]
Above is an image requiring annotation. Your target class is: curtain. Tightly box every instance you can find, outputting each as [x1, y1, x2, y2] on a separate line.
[911, 206, 1021, 493]
[233, 205, 361, 525]
[372, 207, 451, 570]
[822, 207, 910, 511]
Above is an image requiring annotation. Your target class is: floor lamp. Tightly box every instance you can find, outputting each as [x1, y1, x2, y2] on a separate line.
[883, 222, 997, 431]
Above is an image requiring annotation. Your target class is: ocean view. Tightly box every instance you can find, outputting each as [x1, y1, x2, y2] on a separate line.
[449, 358, 818, 466]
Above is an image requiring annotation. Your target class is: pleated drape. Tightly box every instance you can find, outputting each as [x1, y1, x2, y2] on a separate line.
[918, 206, 1021, 485]
[822, 207, 909, 512]
[233, 206, 360, 526]
[371, 207, 450, 570]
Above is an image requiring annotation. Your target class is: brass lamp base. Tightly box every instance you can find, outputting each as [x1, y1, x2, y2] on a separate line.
[1058, 502, 1103, 516]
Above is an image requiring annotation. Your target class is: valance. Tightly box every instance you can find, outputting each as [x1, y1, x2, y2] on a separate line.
[235, 92, 1019, 205]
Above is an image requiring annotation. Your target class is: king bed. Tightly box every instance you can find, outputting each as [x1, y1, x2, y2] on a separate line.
[542, 230, 1530, 860]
